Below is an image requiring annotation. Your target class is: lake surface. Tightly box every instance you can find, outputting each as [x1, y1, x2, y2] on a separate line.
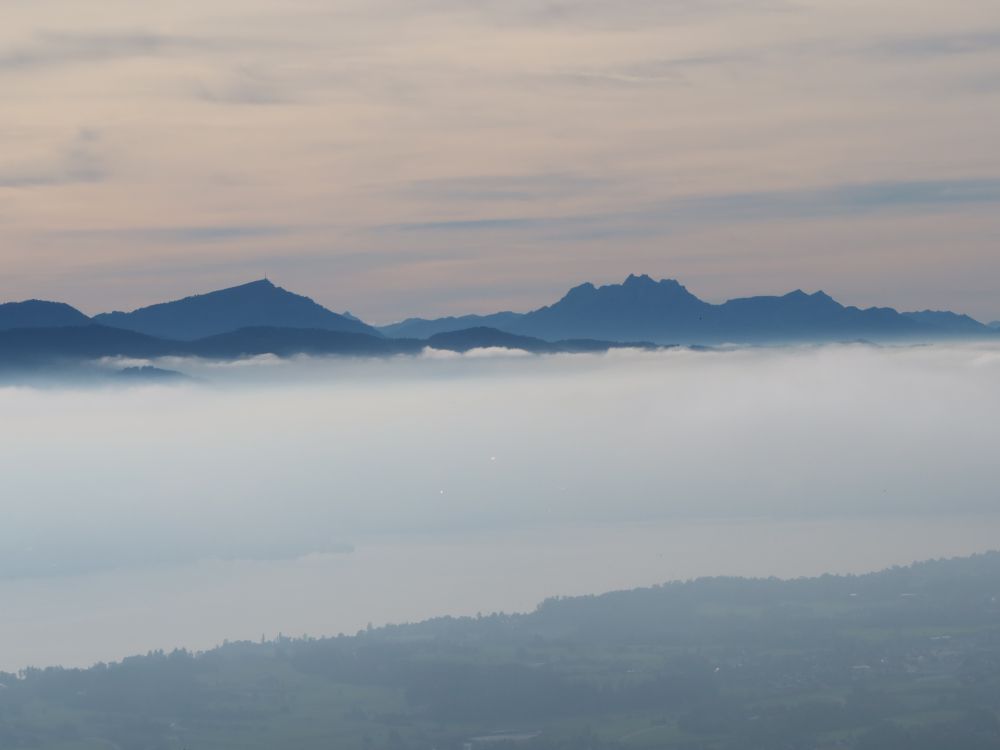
[4, 513, 999, 672]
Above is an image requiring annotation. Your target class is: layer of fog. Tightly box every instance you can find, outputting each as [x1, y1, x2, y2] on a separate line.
[1, 343, 999, 580]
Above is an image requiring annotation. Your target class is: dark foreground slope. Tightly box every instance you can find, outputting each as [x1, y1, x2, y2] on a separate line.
[5, 552, 1000, 750]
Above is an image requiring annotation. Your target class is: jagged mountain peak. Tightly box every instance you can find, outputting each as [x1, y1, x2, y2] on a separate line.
[563, 281, 597, 298]
[563, 275, 699, 301]
[621, 274, 687, 290]
[623, 273, 655, 286]
[779, 289, 839, 305]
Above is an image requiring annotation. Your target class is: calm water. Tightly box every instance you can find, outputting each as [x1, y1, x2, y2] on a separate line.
[4, 514, 999, 671]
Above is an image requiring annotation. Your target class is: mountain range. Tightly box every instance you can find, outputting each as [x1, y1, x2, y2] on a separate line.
[382, 274, 995, 344]
[0, 275, 995, 368]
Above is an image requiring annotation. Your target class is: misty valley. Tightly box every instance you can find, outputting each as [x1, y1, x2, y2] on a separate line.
[5, 0, 1000, 745]
[1, 336, 999, 750]
[1, 242, 999, 750]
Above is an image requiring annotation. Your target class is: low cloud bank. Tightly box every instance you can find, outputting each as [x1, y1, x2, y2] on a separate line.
[1, 343, 998, 578]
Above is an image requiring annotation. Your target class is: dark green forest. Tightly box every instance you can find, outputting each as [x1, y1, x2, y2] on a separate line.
[3, 552, 1000, 749]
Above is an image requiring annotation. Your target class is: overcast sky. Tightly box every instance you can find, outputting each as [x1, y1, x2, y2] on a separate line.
[2, 0, 999, 322]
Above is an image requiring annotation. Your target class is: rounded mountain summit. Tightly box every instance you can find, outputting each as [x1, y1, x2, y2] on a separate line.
[92, 279, 380, 341]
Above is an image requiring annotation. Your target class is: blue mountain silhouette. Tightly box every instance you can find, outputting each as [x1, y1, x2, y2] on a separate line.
[93, 279, 380, 340]
[382, 274, 993, 343]
[0, 275, 994, 370]
[0, 300, 91, 330]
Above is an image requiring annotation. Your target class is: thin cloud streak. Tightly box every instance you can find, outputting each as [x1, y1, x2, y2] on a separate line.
[868, 30, 1000, 58]
[50, 224, 294, 244]
[384, 178, 1000, 238]
[401, 173, 609, 202]
[0, 129, 107, 188]
[0, 31, 225, 73]
[406, 0, 796, 29]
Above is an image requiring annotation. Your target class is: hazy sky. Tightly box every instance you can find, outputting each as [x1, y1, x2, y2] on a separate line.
[2, 0, 999, 321]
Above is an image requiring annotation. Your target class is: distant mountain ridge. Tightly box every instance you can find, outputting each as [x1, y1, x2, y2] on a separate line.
[423, 327, 652, 354]
[0, 324, 647, 370]
[381, 274, 996, 344]
[92, 279, 380, 340]
[0, 275, 995, 358]
[901, 309, 990, 334]
[384, 311, 525, 340]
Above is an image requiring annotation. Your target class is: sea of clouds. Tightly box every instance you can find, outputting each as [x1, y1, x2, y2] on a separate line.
[1, 342, 998, 579]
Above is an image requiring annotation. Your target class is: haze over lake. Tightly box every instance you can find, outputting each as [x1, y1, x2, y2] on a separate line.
[3, 342, 999, 670]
